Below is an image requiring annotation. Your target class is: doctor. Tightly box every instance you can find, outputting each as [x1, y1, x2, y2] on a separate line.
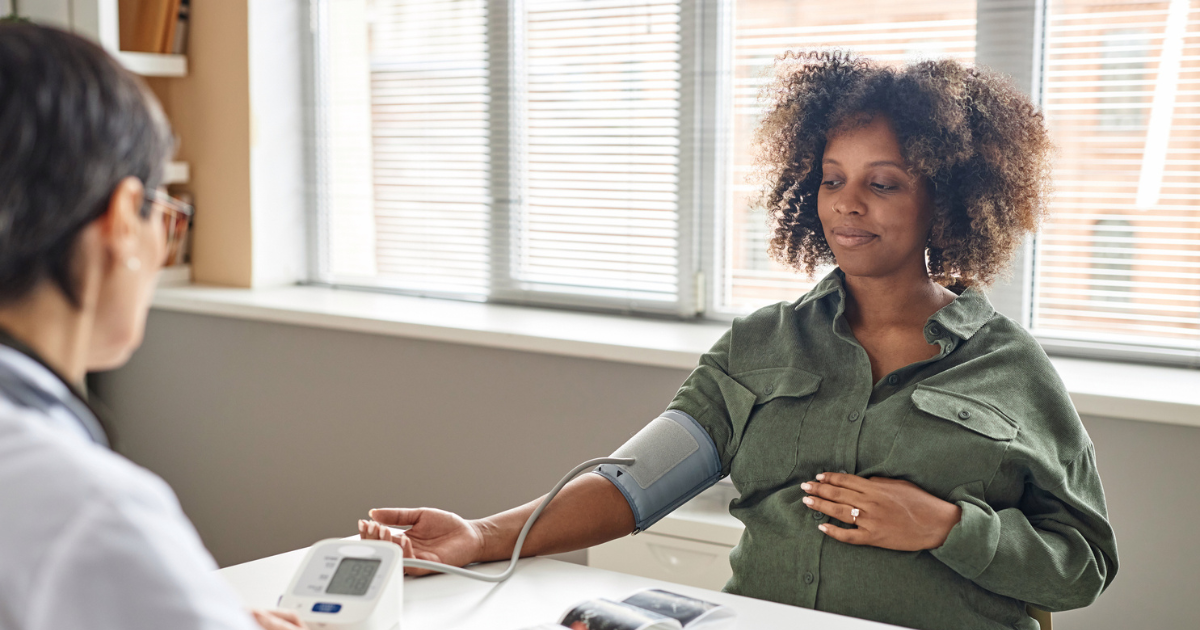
[0, 24, 305, 630]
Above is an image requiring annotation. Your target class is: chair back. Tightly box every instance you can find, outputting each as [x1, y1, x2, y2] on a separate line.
[1027, 605, 1052, 630]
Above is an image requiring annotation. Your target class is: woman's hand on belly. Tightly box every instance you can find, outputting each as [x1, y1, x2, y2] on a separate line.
[800, 472, 962, 552]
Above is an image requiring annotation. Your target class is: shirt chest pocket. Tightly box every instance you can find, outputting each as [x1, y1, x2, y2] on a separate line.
[729, 367, 822, 486]
[884, 385, 1019, 498]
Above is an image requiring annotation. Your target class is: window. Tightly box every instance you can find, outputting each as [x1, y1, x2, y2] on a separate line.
[1033, 0, 1200, 362]
[518, 1, 684, 308]
[316, 0, 688, 314]
[310, 0, 1200, 365]
[366, 0, 491, 297]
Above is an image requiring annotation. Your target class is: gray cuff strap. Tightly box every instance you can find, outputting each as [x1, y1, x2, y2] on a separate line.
[594, 410, 722, 532]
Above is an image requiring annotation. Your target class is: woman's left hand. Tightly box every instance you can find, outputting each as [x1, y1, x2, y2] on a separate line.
[801, 472, 962, 551]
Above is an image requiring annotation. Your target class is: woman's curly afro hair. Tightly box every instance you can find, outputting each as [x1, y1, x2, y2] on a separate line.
[756, 51, 1054, 287]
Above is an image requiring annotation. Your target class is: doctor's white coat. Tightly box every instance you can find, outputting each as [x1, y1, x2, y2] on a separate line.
[0, 346, 259, 630]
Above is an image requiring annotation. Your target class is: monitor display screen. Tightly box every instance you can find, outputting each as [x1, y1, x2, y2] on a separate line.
[325, 558, 382, 596]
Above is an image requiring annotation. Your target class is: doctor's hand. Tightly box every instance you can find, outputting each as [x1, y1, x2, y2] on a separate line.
[359, 508, 485, 576]
[251, 609, 308, 630]
[800, 472, 962, 552]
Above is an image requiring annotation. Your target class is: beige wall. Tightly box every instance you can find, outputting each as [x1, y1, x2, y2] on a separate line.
[144, 0, 308, 288]
[92, 309, 1200, 630]
[157, 1, 254, 287]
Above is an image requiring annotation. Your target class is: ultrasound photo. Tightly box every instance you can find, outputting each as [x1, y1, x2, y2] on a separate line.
[523, 588, 734, 630]
[559, 598, 681, 630]
[620, 590, 722, 625]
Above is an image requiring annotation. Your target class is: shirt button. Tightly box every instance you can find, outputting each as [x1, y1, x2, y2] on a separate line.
[764, 386, 774, 395]
[803, 572, 815, 584]
[812, 511, 824, 521]
[838, 469, 847, 474]
[929, 324, 943, 337]
[887, 374, 899, 385]
[958, 410, 971, 420]
[848, 410, 860, 422]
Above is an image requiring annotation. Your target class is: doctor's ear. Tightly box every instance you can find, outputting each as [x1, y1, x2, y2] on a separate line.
[95, 177, 147, 261]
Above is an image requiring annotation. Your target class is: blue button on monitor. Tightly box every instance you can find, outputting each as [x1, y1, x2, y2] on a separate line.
[312, 603, 342, 613]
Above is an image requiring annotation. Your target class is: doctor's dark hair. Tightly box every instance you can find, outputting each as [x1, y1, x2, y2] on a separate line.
[755, 51, 1054, 287]
[0, 23, 174, 307]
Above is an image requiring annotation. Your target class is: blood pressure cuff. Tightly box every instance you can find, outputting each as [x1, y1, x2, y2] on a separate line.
[593, 410, 722, 532]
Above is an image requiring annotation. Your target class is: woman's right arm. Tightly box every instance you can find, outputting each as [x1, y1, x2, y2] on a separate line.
[360, 472, 634, 574]
[361, 328, 742, 574]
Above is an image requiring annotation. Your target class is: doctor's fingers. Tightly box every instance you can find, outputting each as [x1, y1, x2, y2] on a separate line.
[251, 609, 307, 630]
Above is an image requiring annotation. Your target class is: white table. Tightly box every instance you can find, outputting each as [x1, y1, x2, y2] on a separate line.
[219, 546, 898, 629]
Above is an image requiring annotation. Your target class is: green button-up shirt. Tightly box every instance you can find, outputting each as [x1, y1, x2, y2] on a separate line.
[667, 269, 1118, 630]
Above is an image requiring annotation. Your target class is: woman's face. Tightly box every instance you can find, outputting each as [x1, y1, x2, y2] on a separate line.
[817, 115, 934, 280]
[87, 177, 168, 371]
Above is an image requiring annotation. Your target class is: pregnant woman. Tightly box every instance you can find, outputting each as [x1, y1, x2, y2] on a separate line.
[361, 53, 1118, 630]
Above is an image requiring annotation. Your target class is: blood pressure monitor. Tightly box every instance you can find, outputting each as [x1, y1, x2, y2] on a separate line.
[274, 456, 640, 628]
[280, 539, 403, 630]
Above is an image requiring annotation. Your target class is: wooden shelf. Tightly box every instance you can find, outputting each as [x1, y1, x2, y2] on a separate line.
[157, 264, 192, 288]
[117, 51, 188, 78]
[165, 161, 190, 185]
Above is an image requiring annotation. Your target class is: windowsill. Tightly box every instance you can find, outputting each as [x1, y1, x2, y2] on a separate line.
[151, 283, 1200, 430]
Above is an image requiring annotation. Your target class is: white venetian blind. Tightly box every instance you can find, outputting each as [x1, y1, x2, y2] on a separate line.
[509, 0, 682, 306]
[367, 0, 491, 297]
[721, 0, 976, 313]
[1034, 0, 1200, 353]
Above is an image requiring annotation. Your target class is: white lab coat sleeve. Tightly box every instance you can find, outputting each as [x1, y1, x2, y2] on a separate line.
[25, 472, 260, 630]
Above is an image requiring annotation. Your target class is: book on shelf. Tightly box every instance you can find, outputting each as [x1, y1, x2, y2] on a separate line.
[522, 589, 735, 630]
[164, 190, 191, 267]
[120, 0, 188, 54]
[170, 0, 189, 55]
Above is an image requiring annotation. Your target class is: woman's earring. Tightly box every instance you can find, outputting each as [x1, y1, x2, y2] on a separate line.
[126, 257, 142, 272]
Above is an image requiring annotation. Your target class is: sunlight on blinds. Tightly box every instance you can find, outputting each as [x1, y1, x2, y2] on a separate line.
[514, 0, 682, 304]
[1034, 0, 1200, 350]
[723, 1, 976, 313]
[368, 0, 491, 296]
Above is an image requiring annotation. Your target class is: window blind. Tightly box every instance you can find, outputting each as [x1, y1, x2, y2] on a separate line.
[1034, 0, 1200, 353]
[367, 0, 492, 297]
[504, 0, 683, 306]
[720, 1, 977, 314]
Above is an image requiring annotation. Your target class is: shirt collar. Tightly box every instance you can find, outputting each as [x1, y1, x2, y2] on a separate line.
[794, 268, 846, 310]
[928, 286, 995, 340]
[795, 267, 996, 341]
[0, 336, 110, 448]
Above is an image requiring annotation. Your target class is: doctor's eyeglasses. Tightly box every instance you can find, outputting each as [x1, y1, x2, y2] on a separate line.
[144, 189, 193, 267]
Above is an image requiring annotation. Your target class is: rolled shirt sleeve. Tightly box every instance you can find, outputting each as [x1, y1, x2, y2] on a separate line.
[932, 443, 1119, 611]
[594, 329, 745, 531]
[665, 329, 756, 474]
